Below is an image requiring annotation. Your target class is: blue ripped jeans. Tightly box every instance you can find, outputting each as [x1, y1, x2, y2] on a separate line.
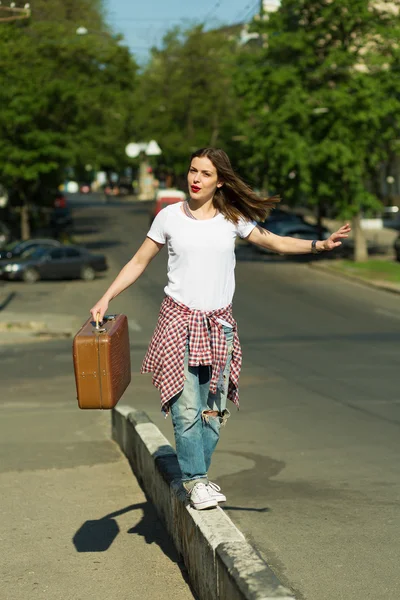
[169, 325, 234, 492]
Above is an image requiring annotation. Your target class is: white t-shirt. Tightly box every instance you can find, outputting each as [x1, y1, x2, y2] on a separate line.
[146, 202, 256, 314]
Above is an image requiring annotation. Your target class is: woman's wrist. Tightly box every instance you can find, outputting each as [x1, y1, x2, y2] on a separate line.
[311, 240, 325, 254]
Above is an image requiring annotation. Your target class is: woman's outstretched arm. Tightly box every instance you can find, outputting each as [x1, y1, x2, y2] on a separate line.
[246, 224, 351, 255]
[90, 237, 164, 321]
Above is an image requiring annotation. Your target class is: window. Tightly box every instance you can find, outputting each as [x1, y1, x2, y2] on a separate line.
[65, 248, 81, 258]
[50, 249, 64, 260]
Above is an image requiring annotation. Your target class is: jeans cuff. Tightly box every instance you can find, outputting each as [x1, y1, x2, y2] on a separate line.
[182, 477, 208, 493]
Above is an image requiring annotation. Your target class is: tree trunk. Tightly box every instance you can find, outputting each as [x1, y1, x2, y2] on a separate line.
[20, 201, 30, 241]
[352, 213, 368, 262]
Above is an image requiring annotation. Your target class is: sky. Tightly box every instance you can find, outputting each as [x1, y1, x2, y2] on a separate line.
[105, 0, 262, 64]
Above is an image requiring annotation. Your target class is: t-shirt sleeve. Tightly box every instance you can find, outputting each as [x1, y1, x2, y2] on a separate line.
[147, 208, 169, 244]
[236, 217, 257, 239]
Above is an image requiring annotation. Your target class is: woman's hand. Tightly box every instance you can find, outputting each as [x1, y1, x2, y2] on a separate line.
[90, 297, 109, 324]
[322, 223, 351, 251]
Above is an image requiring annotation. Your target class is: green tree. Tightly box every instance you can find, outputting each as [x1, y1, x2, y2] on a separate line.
[0, 0, 137, 239]
[234, 0, 400, 260]
[131, 25, 239, 181]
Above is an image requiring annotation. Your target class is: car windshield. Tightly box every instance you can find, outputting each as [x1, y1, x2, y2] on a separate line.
[21, 247, 49, 259]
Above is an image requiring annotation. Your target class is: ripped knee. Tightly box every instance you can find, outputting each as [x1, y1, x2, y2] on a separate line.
[201, 409, 231, 426]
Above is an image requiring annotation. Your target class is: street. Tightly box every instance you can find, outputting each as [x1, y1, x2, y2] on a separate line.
[2, 200, 400, 600]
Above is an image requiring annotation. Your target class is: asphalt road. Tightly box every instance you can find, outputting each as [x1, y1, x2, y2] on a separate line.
[2, 200, 400, 600]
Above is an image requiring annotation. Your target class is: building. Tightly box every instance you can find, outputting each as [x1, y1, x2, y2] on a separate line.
[239, 0, 280, 44]
[261, 0, 281, 15]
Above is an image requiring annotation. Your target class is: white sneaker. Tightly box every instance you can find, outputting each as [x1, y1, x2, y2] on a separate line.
[189, 482, 218, 510]
[207, 482, 226, 503]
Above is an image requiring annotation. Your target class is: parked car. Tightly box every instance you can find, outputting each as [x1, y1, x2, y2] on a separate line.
[0, 245, 108, 283]
[150, 189, 186, 224]
[256, 220, 331, 254]
[0, 238, 61, 261]
[264, 208, 306, 225]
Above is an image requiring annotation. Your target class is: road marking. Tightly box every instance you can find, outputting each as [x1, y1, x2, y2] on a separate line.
[129, 320, 142, 332]
[375, 308, 400, 321]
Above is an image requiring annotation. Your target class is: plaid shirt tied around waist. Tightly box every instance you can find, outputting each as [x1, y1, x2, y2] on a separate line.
[141, 295, 242, 413]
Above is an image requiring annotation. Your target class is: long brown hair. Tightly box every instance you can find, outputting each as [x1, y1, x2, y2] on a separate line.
[190, 147, 280, 224]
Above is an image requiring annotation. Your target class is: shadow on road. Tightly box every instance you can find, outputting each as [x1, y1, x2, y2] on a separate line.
[0, 291, 16, 311]
[1, 274, 109, 286]
[73, 501, 182, 565]
[222, 506, 270, 513]
[72, 226, 101, 236]
[83, 240, 122, 250]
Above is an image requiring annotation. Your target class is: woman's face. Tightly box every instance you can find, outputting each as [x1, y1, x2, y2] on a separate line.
[187, 156, 222, 201]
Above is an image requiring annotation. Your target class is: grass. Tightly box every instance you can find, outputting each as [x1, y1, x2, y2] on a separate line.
[327, 259, 400, 284]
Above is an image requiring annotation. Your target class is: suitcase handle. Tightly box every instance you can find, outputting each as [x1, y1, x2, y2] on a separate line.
[95, 313, 106, 333]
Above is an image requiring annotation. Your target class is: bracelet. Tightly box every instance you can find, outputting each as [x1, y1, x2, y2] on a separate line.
[311, 240, 322, 254]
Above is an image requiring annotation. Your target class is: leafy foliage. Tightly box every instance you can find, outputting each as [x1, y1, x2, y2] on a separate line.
[131, 25, 240, 177]
[0, 0, 138, 206]
[234, 0, 400, 221]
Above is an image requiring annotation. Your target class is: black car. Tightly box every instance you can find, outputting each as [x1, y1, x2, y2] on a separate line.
[0, 245, 108, 283]
[0, 238, 61, 260]
[265, 208, 306, 225]
[256, 220, 331, 254]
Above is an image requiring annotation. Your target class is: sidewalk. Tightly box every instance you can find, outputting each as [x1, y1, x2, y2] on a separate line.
[0, 266, 195, 599]
[0, 339, 195, 600]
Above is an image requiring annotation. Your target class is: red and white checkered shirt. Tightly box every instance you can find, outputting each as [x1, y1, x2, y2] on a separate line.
[141, 295, 242, 413]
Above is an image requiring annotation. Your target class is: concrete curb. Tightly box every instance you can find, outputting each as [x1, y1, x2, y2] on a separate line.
[308, 261, 400, 296]
[111, 405, 296, 600]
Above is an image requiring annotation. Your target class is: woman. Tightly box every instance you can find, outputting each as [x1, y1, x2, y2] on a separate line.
[90, 147, 350, 510]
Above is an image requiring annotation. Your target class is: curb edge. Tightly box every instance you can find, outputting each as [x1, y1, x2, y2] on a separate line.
[111, 405, 297, 600]
[308, 261, 400, 295]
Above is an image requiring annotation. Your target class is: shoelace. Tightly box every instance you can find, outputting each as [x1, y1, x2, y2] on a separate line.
[208, 482, 222, 492]
[191, 482, 207, 493]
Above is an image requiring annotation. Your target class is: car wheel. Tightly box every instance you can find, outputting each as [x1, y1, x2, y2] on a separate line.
[22, 268, 40, 284]
[81, 265, 96, 281]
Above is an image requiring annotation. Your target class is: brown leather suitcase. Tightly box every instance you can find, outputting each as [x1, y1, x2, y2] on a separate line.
[73, 314, 131, 409]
